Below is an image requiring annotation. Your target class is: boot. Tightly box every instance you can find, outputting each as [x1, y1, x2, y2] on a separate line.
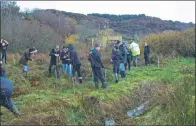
[10, 105, 20, 116]
[78, 77, 83, 84]
[102, 82, 107, 89]
[114, 73, 119, 84]
[79, 79, 82, 84]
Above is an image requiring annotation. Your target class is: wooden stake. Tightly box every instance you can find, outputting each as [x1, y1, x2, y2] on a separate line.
[13, 54, 15, 65]
[92, 38, 94, 48]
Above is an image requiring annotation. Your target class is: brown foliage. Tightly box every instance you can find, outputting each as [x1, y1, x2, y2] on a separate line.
[140, 27, 195, 58]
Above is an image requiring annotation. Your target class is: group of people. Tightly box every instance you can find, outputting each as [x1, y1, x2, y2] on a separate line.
[47, 44, 83, 84]
[0, 38, 150, 116]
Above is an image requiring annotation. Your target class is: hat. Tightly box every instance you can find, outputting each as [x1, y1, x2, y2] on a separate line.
[29, 47, 37, 53]
[94, 44, 101, 48]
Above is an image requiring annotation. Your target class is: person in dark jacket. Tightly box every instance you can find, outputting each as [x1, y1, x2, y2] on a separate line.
[0, 58, 6, 78]
[60, 46, 72, 76]
[0, 77, 20, 116]
[126, 43, 132, 71]
[68, 44, 82, 84]
[116, 40, 127, 78]
[117, 41, 127, 65]
[0, 39, 9, 64]
[60, 46, 69, 73]
[19, 47, 37, 77]
[144, 42, 150, 66]
[111, 45, 123, 83]
[88, 44, 107, 89]
[48, 45, 60, 77]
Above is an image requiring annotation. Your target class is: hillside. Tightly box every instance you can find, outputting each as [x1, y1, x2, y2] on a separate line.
[88, 13, 194, 36]
[1, 1, 195, 53]
[30, 9, 194, 38]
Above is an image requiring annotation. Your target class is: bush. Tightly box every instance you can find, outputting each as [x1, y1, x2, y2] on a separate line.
[139, 27, 195, 58]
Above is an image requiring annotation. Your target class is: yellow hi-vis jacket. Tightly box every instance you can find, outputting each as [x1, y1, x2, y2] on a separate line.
[129, 42, 140, 56]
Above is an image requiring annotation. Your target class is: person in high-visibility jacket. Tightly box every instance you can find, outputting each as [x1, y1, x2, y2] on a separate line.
[129, 40, 140, 67]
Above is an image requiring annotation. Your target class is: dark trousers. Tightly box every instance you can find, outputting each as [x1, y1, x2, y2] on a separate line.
[133, 56, 138, 67]
[92, 67, 107, 89]
[72, 64, 82, 78]
[144, 55, 150, 66]
[2, 51, 7, 64]
[48, 62, 59, 77]
[0, 93, 18, 115]
[113, 64, 120, 74]
[125, 57, 131, 71]
[113, 64, 120, 81]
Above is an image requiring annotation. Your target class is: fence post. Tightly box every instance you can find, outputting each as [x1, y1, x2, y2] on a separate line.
[13, 53, 15, 65]
[157, 56, 160, 68]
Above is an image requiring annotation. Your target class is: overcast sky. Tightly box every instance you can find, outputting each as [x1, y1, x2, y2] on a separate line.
[16, 1, 195, 23]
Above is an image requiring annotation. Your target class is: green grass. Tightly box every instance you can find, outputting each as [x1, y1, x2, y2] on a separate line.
[1, 57, 195, 125]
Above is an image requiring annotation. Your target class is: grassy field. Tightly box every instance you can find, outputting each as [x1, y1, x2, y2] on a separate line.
[1, 57, 195, 125]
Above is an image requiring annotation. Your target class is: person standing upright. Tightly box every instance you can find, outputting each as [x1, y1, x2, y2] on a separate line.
[88, 44, 107, 89]
[48, 45, 60, 77]
[0, 39, 9, 64]
[144, 42, 150, 66]
[111, 45, 123, 83]
[68, 44, 83, 84]
[126, 42, 132, 71]
[116, 40, 127, 78]
[129, 39, 140, 67]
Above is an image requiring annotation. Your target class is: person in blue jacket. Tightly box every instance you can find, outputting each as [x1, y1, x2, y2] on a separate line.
[0, 77, 20, 116]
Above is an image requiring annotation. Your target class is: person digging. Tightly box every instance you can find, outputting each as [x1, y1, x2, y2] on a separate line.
[19, 47, 37, 78]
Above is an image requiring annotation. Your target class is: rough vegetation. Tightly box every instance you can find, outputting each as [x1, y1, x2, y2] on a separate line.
[1, 57, 195, 125]
[140, 27, 195, 58]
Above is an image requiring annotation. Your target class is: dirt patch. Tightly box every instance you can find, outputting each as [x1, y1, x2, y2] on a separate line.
[10, 114, 63, 125]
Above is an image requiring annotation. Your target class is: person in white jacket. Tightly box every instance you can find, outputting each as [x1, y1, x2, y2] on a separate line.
[129, 39, 140, 67]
